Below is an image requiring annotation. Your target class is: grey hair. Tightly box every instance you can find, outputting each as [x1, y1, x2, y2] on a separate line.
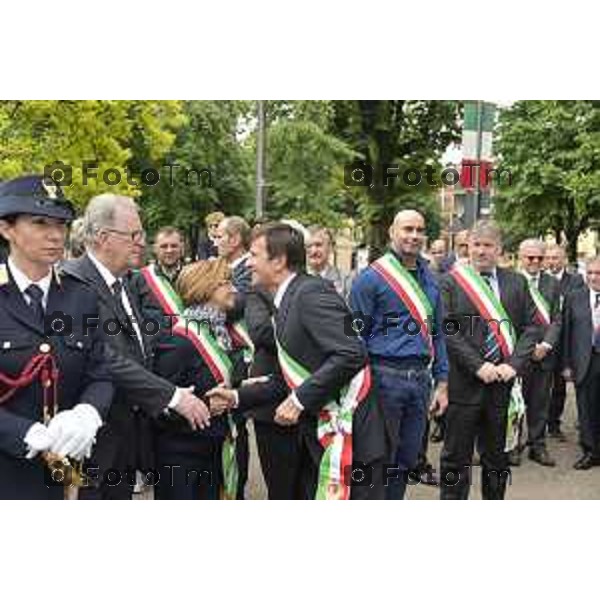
[469, 220, 502, 244]
[518, 238, 546, 253]
[83, 194, 139, 247]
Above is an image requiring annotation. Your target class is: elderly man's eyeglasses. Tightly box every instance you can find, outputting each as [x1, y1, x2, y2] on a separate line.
[524, 255, 544, 262]
[105, 228, 146, 243]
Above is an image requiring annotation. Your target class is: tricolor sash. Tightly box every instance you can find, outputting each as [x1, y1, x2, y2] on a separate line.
[141, 264, 184, 321]
[528, 282, 551, 326]
[449, 265, 525, 445]
[227, 320, 255, 364]
[172, 320, 238, 500]
[274, 329, 371, 500]
[450, 264, 516, 357]
[371, 253, 435, 357]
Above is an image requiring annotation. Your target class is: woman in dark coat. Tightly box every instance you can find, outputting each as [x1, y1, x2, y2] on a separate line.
[153, 258, 245, 500]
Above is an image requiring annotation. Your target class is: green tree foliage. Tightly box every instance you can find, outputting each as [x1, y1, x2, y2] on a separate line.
[494, 100, 600, 263]
[329, 100, 461, 253]
[0, 100, 183, 209]
[139, 101, 254, 242]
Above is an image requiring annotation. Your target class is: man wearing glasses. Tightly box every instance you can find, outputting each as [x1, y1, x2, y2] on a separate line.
[62, 194, 211, 499]
[514, 239, 562, 467]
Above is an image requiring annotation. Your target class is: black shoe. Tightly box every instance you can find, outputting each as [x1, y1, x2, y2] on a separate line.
[528, 448, 556, 467]
[420, 469, 439, 486]
[573, 453, 595, 470]
[508, 450, 521, 467]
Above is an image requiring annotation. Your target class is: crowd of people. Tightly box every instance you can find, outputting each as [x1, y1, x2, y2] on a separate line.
[0, 173, 597, 500]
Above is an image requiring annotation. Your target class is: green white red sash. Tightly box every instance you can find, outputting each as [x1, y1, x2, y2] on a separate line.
[274, 332, 372, 500]
[141, 264, 184, 321]
[371, 252, 434, 357]
[227, 320, 255, 363]
[450, 264, 516, 357]
[526, 280, 551, 326]
[172, 320, 238, 500]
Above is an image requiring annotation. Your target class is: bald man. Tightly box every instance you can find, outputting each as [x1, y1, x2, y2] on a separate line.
[515, 239, 562, 467]
[350, 209, 449, 499]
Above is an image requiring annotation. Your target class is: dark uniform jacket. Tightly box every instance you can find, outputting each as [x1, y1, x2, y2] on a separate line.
[0, 266, 114, 499]
[531, 272, 563, 372]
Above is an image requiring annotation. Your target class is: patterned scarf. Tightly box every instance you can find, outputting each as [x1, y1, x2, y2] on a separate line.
[182, 303, 232, 352]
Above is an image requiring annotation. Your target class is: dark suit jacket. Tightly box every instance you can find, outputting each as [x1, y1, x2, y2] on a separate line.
[153, 332, 247, 452]
[440, 267, 540, 405]
[0, 268, 114, 499]
[228, 256, 252, 323]
[535, 272, 563, 371]
[559, 271, 585, 296]
[562, 286, 595, 385]
[61, 254, 176, 473]
[242, 285, 280, 422]
[238, 274, 387, 465]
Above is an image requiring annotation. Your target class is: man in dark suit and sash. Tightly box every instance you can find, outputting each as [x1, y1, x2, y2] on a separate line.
[514, 239, 562, 467]
[439, 221, 539, 500]
[207, 223, 387, 499]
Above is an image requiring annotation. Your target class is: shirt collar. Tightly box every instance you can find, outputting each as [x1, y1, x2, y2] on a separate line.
[521, 269, 539, 284]
[590, 287, 600, 306]
[7, 257, 52, 301]
[230, 252, 250, 270]
[88, 251, 119, 289]
[273, 273, 297, 309]
[554, 269, 565, 280]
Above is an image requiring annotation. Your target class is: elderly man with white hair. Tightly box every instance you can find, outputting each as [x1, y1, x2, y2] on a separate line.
[62, 193, 211, 499]
[513, 239, 562, 467]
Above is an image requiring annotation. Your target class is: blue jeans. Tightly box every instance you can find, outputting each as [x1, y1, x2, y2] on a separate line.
[373, 363, 431, 499]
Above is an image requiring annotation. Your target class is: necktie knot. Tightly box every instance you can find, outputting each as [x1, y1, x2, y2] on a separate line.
[595, 293, 600, 308]
[26, 284, 44, 305]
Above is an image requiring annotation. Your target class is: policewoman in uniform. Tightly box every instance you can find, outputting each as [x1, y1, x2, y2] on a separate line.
[0, 175, 114, 499]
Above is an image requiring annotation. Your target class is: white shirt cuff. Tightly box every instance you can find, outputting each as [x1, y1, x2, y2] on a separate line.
[167, 388, 182, 411]
[289, 391, 304, 412]
[540, 342, 553, 351]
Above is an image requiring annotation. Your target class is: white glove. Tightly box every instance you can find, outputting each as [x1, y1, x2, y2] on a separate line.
[47, 404, 103, 461]
[23, 422, 56, 460]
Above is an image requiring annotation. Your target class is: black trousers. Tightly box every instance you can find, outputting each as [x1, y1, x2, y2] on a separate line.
[548, 368, 567, 432]
[440, 383, 511, 500]
[254, 420, 302, 499]
[575, 354, 600, 456]
[235, 419, 249, 499]
[521, 364, 553, 451]
[153, 437, 222, 500]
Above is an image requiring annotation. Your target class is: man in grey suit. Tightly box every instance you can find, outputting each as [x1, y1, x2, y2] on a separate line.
[62, 194, 210, 499]
[562, 256, 600, 470]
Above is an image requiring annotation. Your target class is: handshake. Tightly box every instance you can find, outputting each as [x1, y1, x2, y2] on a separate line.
[24, 403, 102, 462]
[476, 362, 518, 384]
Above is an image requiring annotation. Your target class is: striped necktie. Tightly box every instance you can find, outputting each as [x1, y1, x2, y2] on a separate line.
[481, 273, 501, 363]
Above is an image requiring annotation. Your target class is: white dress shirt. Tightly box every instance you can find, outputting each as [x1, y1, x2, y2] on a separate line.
[590, 288, 600, 345]
[87, 253, 182, 410]
[8, 257, 52, 309]
[87, 252, 145, 355]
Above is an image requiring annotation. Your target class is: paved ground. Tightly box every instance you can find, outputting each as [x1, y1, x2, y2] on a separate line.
[245, 385, 600, 500]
